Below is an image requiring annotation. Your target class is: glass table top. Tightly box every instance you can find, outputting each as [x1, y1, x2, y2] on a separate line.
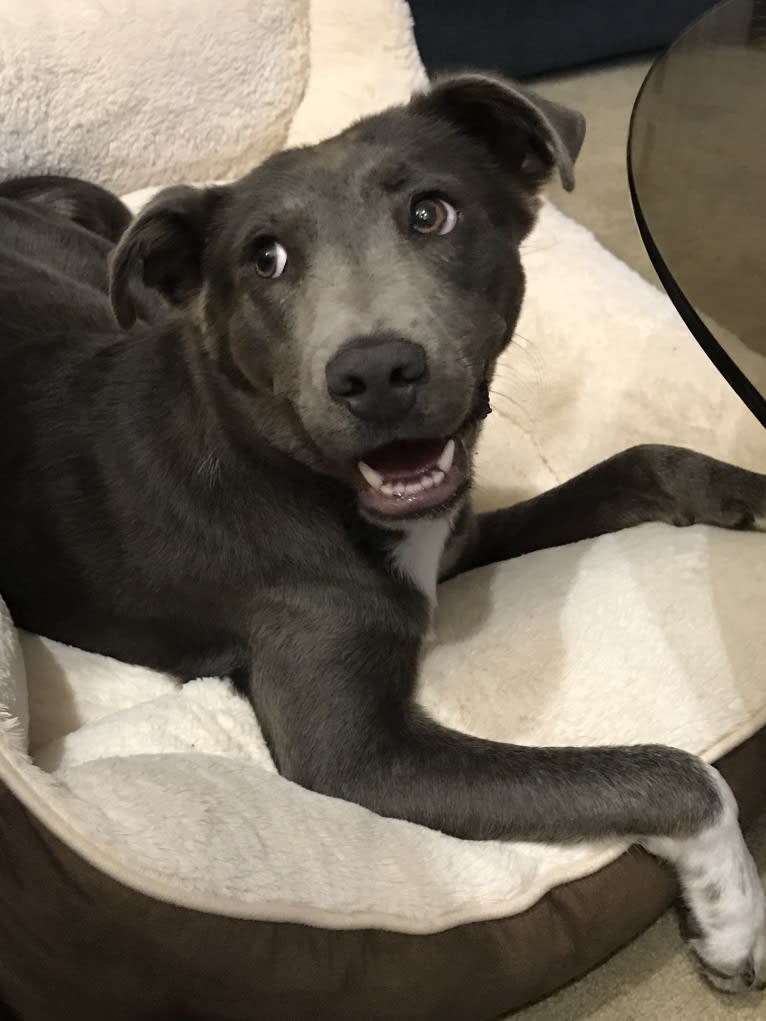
[628, 0, 766, 426]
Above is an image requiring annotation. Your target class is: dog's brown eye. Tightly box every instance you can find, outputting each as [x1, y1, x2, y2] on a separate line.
[410, 196, 458, 236]
[252, 237, 287, 279]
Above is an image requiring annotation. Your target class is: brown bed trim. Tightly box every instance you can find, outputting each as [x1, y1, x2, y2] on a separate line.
[0, 727, 764, 1021]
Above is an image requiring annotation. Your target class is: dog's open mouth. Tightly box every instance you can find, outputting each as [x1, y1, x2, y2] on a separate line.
[356, 437, 467, 518]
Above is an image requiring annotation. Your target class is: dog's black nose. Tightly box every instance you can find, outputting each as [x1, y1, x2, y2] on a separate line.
[326, 337, 427, 422]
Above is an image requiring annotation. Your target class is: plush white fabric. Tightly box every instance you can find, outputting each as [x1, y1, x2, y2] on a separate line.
[286, 0, 428, 148]
[0, 0, 309, 193]
[1, 0, 766, 933]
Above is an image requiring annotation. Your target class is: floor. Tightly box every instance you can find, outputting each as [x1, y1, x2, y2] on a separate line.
[501, 56, 766, 1021]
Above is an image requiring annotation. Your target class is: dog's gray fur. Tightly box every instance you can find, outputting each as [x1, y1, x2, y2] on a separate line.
[1, 74, 765, 990]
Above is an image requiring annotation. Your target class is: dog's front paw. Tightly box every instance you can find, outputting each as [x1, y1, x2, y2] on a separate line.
[645, 767, 766, 993]
[689, 840, 766, 993]
[726, 467, 766, 532]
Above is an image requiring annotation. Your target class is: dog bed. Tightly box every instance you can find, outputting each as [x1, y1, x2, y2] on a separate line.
[2, 2, 766, 1019]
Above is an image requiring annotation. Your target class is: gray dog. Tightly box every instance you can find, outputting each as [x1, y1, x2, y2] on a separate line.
[1, 73, 764, 992]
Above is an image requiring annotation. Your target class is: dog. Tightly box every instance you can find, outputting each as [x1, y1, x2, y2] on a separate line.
[1, 73, 765, 993]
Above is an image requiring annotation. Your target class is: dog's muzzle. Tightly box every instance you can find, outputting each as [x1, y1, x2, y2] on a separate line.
[352, 380, 492, 521]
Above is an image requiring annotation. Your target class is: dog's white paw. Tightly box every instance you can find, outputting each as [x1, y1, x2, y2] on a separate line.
[689, 837, 766, 993]
[644, 767, 766, 993]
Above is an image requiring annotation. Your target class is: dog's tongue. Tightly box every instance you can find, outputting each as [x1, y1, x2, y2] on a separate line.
[363, 439, 444, 477]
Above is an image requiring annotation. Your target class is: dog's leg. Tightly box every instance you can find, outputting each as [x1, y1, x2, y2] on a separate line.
[246, 602, 766, 992]
[449, 444, 766, 575]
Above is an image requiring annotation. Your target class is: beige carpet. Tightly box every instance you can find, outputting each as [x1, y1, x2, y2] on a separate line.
[502, 58, 766, 1020]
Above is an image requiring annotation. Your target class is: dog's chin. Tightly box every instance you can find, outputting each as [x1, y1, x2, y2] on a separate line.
[355, 435, 471, 525]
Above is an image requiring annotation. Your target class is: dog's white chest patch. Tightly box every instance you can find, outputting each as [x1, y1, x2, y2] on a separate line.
[390, 517, 452, 606]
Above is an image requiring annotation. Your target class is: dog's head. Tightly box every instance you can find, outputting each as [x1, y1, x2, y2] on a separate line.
[110, 74, 584, 525]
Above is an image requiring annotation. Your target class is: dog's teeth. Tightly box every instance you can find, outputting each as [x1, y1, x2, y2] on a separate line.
[405, 482, 422, 495]
[380, 482, 396, 496]
[420, 475, 434, 489]
[431, 470, 445, 486]
[358, 461, 384, 490]
[437, 438, 455, 473]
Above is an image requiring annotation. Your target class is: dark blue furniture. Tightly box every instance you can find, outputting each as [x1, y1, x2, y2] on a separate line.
[409, 0, 719, 77]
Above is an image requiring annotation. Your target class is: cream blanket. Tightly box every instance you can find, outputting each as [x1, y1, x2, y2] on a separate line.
[1, 0, 765, 933]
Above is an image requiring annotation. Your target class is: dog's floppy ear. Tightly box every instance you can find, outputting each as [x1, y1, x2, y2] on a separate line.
[109, 185, 224, 329]
[413, 72, 586, 192]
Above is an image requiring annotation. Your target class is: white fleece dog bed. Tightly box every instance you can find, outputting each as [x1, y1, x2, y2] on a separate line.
[3, 188, 766, 921]
[2, 195, 766, 1018]
[2, 1, 766, 1019]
